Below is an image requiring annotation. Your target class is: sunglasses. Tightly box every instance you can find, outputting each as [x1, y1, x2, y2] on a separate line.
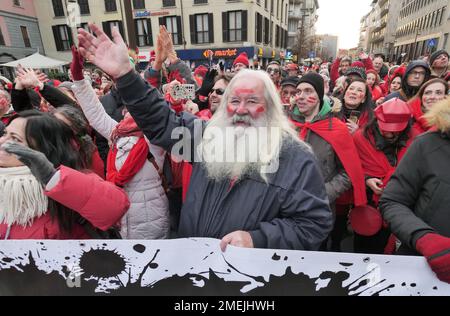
[210, 88, 225, 96]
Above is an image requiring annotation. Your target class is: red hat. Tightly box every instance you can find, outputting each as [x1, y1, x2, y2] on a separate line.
[366, 69, 378, 77]
[150, 50, 156, 63]
[349, 205, 383, 236]
[233, 52, 249, 67]
[194, 65, 208, 78]
[375, 98, 412, 132]
[285, 63, 299, 71]
[351, 61, 365, 68]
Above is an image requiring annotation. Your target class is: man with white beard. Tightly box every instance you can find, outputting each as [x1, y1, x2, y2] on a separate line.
[77, 24, 332, 251]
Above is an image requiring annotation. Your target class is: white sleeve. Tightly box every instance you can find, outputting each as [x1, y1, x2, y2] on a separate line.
[71, 79, 118, 139]
[45, 170, 61, 191]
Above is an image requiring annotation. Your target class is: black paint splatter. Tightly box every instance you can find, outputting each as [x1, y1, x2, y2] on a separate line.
[339, 263, 354, 267]
[133, 244, 146, 254]
[78, 249, 126, 279]
[272, 253, 281, 261]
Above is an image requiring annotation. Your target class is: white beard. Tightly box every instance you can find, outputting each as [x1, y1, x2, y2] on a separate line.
[0, 166, 48, 227]
[200, 114, 282, 182]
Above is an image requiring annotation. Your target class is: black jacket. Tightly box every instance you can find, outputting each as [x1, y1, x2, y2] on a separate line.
[116, 71, 333, 250]
[379, 132, 450, 254]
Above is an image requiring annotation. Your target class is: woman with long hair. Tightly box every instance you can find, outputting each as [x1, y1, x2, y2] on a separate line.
[408, 78, 448, 138]
[0, 111, 129, 239]
[336, 78, 374, 134]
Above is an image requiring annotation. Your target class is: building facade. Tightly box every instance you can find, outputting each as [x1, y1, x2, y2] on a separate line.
[394, 0, 450, 61]
[34, 0, 289, 69]
[317, 34, 338, 61]
[365, 0, 402, 60]
[287, 0, 319, 60]
[0, 0, 45, 78]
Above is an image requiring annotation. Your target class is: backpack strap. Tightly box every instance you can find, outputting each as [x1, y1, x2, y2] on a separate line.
[147, 151, 170, 194]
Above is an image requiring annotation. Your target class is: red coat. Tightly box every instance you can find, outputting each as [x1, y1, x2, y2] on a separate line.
[0, 166, 130, 239]
[90, 148, 105, 179]
[408, 97, 429, 139]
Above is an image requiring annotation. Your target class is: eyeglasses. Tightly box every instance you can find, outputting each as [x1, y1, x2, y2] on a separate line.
[267, 68, 280, 74]
[210, 88, 225, 96]
[411, 71, 426, 77]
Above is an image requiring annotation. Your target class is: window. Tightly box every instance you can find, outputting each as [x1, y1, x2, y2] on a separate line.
[160, 16, 182, 45]
[190, 13, 211, 44]
[162, 0, 176, 7]
[104, 0, 117, 12]
[78, 0, 90, 15]
[102, 21, 125, 40]
[52, 25, 73, 51]
[133, 0, 145, 9]
[20, 26, 31, 48]
[264, 17, 269, 44]
[196, 14, 209, 43]
[0, 27, 5, 46]
[52, 0, 65, 17]
[194, 0, 208, 4]
[256, 13, 262, 43]
[13, 0, 22, 7]
[227, 11, 243, 42]
[135, 19, 153, 47]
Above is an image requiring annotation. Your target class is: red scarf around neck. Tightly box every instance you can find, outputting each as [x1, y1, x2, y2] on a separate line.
[353, 129, 410, 204]
[291, 118, 367, 207]
[107, 116, 149, 187]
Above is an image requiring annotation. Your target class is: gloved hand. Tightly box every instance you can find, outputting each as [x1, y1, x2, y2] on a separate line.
[196, 68, 218, 97]
[2, 141, 57, 186]
[416, 233, 450, 283]
[71, 45, 85, 81]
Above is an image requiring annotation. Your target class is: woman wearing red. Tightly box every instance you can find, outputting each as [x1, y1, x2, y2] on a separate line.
[0, 111, 129, 239]
[353, 98, 413, 254]
[408, 78, 448, 138]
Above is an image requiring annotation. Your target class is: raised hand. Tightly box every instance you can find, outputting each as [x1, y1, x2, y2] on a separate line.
[2, 141, 56, 186]
[77, 23, 132, 80]
[155, 26, 170, 65]
[16, 68, 41, 89]
[71, 45, 85, 81]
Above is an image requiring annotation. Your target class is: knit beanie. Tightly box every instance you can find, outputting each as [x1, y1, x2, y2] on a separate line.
[297, 72, 324, 108]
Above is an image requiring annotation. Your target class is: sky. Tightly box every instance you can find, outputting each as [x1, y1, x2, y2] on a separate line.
[316, 0, 373, 49]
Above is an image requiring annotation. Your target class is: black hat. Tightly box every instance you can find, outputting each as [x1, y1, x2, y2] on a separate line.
[345, 67, 367, 80]
[430, 49, 449, 65]
[297, 72, 324, 107]
[281, 76, 301, 88]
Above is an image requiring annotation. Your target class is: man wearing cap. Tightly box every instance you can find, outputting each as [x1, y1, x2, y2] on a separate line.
[232, 52, 249, 73]
[285, 63, 300, 77]
[429, 49, 449, 79]
[380, 98, 450, 284]
[353, 98, 413, 254]
[290, 73, 367, 251]
[280, 76, 300, 109]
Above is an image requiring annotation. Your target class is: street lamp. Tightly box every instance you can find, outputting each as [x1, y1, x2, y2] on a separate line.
[412, 26, 421, 60]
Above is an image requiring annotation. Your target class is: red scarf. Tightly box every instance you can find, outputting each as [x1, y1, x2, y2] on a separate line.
[291, 118, 367, 206]
[408, 97, 429, 138]
[107, 116, 149, 187]
[353, 129, 410, 204]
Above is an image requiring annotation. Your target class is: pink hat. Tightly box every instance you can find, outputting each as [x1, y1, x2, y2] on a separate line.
[375, 98, 412, 133]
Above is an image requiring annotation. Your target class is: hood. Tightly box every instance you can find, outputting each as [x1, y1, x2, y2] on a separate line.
[402, 61, 431, 99]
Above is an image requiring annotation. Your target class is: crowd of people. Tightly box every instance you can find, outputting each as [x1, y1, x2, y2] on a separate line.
[0, 24, 449, 283]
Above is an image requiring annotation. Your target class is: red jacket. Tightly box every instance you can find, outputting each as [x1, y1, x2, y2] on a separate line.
[408, 97, 430, 139]
[0, 166, 130, 239]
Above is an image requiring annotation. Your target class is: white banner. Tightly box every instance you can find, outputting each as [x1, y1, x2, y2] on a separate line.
[0, 238, 449, 296]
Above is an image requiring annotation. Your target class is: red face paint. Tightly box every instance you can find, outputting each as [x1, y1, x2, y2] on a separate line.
[234, 89, 256, 96]
[307, 96, 318, 104]
[227, 104, 235, 114]
[256, 106, 266, 113]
